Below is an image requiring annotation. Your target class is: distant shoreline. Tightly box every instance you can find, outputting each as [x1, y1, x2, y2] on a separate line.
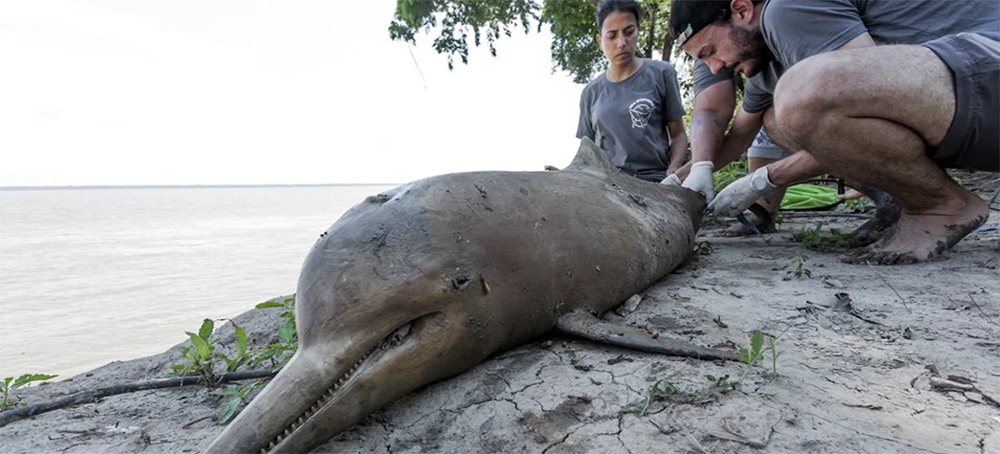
[0, 183, 400, 192]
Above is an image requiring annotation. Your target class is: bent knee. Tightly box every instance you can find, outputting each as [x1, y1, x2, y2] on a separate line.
[774, 53, 860, 144]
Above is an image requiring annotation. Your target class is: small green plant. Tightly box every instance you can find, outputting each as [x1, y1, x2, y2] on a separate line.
[712, 155, 750, 193]
[737, 330, 782, 382]
[1, 373, 58, 412]
[713, 156, 749, 192]
[792, 223, 859, 252]
[628, 332, 782, 416]
[251, 296, 298, 371]
[625, 378, 696, 416]
[695, 240, 714, 256]
[705, 373, 736, 389]
[784, 252, 812, 279]
[213, 380, 265, 424]
[171, 318, 217, 380]
[766, 333, 781, 377]
[735, 330, 767, 386]
[171, 318, 250, 385]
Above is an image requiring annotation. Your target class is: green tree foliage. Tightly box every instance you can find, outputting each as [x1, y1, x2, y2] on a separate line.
[389, 0, 540, 70]
[390, 0, 682, 84]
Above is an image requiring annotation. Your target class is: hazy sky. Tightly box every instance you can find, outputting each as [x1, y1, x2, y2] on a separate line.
[0, 0, 589, 186]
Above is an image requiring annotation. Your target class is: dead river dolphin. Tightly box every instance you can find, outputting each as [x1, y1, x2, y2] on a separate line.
[205, 138, 736, 453]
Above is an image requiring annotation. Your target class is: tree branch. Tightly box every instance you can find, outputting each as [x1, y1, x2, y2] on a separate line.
[0, 369, 276, 428]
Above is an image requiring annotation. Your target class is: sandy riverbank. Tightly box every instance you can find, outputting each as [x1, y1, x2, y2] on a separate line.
[2, 183, 998, 454]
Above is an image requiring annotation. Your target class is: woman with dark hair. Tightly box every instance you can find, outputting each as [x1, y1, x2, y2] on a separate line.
[576, 0, 688, 183]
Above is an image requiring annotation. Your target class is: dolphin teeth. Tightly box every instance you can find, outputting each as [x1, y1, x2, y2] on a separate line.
[283, 428, 291, 437]
[297, 416, 305, 425]
[268, 441, 276, 450]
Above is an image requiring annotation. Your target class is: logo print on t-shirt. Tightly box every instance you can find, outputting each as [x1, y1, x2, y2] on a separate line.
[628, 98, 654, 128]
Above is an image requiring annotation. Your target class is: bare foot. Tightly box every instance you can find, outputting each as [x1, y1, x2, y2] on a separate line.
[850, 195, 901, 246]
[841, 193, 988, 265]
[837, 188, 866, 200]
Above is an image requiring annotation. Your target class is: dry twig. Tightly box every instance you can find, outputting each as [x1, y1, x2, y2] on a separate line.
[0, 369, 275, 428]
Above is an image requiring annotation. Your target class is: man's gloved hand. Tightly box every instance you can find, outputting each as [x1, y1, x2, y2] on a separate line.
[659, 173, 682, 186]
[708, 166, 779, 217]
[680, 161, 715, 202]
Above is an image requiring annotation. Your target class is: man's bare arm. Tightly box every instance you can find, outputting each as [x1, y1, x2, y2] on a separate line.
[690, 79, 737, 164]
[714, 107, 762, 169]
[765, 150, 825, 186]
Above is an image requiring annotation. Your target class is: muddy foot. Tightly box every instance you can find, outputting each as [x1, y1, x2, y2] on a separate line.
[849, 186, 901, 246]
[841, 196, 988, 265]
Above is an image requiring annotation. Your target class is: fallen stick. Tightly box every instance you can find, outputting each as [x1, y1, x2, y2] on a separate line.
[0, 369, 276, 428]
[929, 376, 975, 392]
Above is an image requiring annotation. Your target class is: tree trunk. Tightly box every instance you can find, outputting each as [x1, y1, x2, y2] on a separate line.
[662, 34, 674, 61]
[646, 7, 656, 59]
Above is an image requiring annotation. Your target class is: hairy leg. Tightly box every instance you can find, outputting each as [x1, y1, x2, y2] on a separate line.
[774, 45, 987, 265]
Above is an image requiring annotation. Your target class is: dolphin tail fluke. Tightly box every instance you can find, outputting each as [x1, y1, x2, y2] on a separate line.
[555, 310, 739, 361]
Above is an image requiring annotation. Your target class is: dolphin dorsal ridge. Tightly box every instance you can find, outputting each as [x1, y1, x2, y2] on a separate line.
[564, 137, 619, 178]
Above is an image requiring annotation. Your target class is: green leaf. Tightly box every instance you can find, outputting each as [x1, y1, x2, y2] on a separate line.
[234, 325, 247, 359]
[11, 373, 57, 391]
[255, 302, 284, 309]
[198, 319, 215, 341]
[212, 385, 243, 398]
[750, 331, 765, 359]
[252, 349, 276, 365]
[278, 321, 296, 344]
[217, 397, 242, 424]
[188, 332, 212, 360]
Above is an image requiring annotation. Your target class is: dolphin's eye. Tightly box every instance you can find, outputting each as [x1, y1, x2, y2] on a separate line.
[451, 275, 473, 290]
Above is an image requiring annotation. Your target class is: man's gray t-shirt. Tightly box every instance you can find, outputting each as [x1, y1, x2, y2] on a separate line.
[692, 58, 785, 121]
[743, 0, 1000, 113]
[692, 60, 733, 96]
[577, 59, 686, 181]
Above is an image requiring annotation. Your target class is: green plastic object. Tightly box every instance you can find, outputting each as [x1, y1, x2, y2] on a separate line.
[780, 184, 841, 211]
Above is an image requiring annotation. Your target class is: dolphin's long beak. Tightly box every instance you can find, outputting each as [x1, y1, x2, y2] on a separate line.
[204, 310, 461, 454]
[203, 347, 344, 454]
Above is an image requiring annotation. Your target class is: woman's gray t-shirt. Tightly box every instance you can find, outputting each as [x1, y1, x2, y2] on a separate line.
[576, 59, 686, 181]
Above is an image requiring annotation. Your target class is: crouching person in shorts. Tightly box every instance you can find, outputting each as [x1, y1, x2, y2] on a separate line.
[670, 0, 999, 264]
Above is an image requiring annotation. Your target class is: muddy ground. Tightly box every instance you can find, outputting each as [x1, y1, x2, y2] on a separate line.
[2, 175, 998, 454]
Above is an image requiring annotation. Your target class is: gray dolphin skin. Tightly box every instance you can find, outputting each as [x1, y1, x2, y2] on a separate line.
[204, 138, 732, 454]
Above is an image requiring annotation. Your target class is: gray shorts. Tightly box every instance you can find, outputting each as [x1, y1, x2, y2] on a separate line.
[747, 128, 790, 160]
[923, 32, 1000, 172]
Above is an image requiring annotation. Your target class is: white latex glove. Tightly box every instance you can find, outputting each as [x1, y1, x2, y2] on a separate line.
[708, 166, 779, 217]
[659, 173, 681, 186]
[680, 161, 715, 202]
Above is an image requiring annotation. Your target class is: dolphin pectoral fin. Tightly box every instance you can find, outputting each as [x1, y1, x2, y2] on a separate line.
[554, 311, 739, 361]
